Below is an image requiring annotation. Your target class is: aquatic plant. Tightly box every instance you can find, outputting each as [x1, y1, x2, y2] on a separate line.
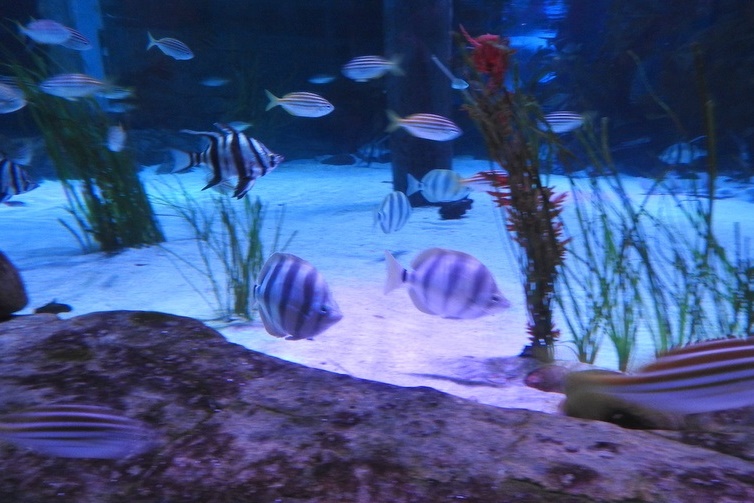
[457, 27, 569, 362]
[0, 27, 164, 252]
[156, 180, 295, 322]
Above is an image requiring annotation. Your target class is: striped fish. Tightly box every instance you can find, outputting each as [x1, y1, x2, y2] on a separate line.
[175, 123, 283, 199]
[61, 27, 92, 51]
[386, 111, 461, 142]
[0, 82, 26, 114]
[265, 90, 334, 118]
[1, 156, 39, 203]
[658, 139, 707, 165]
[254, 253, 343, 340]
[147, 32, 194, 60]
[18, 19, 71, 45]
[564, 337, 754, 419]
[375, 191, 412, 234]
[0, 404, 154, 459]
[406, 169, 471, 203]
[39, 73, 105, 100]
[384, 248, 511, 319]
[538, 111, 585, 134]
[342, 55, 404, 82]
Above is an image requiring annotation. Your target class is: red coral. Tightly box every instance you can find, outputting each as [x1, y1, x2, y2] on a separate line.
[460, 24, 515, 90]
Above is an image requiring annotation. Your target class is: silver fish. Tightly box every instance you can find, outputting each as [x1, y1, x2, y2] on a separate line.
[60, 27, 92, 51]
[1, 156, 39, 203]
[406, 169, 471, 203]
[342, 55, 403, 82]
[175, 123, 283, 199]
[147, 32, 194, 60]
[0, 404, 154, 459]
[254, 253, 343, 340]
[539, 111, 585, 134]
[39, 73, 105, 100]
[658, 138, 707, 165]
[18, 19, 71, 45]
[375, 191, 412, 234]
[565, 338, 754, 418]
[107, 124, 126, 153]
[200, 76, 230, 87]
[0, 83, 26, 114]
[265, 90, 334, 118]
[307, 74, 337, 85]
[384, 248, 510, 319]
[386, 111, 461, 142]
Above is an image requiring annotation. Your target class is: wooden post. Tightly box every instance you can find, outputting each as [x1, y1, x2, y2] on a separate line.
[383, 0, 453, 205]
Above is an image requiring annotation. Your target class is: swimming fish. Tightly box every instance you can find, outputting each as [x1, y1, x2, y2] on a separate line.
[384, 248, 510, 319]
[1, 155, 39, 203]
[60, 27, 92, 51]
[538, 111, 585, 134]
[658, 138, 707, 165]
[254, 253, 343, 340]
[200, 76, 230, 87]
[33, 300, 73, 315]
[375, 191, 412, 234]
[564, 337, 754, 420]
[18, 19, 71, 45]
[386, 111, 461, 142]
[0, 82, 26, 114]
[147, 32, 194, 60]
[342, 55, 404, 82]
[0, 404, 154, 459]
[38, 73, 105, 100]
[175, 122, 283, 199]
[307, 74, 337, 85]
[107, 124, 126, 152]
[406, 169, 471, 203]
[264, 90, 334, 118]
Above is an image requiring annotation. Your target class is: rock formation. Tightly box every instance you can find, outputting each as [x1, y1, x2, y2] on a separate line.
[0, 251, 27, 319]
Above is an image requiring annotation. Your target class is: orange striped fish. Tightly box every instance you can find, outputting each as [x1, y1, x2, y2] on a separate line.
[564, 338, 754, 417]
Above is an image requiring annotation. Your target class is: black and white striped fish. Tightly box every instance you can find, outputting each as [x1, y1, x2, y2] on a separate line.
[254, 253, 343, 340]
[538, 111, 585, 134]
[386, 111, 461, 141]
[406, 169, 471, 203]
[147, 32, 194, 60]
[564, 337, 754, 419]
[375, 191, 412, 233]
[174, 123, 283, 199]
[0, 404, 154, 459]
[384, 248, 511, 319]
[341, 55, 403, 82]
[1, 156, 39, 203]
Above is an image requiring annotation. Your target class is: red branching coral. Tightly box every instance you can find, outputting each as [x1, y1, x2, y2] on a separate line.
[459, 24, 515, 90]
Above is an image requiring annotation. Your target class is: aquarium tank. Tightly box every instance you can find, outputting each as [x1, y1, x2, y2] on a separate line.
[1, 0, 754, 498]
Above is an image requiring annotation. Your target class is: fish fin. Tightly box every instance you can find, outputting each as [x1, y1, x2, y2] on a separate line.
[384, 250, 406, 295]
[201, 176, 223, 191]
[146, 31, 156, 50]
[213, 122, 233, 134]
[168, 148, 196, 173]
[406, 174, 421, 196]
[388, 54, 405, 76]
[408, 288, 437, 316]
[385, 110, 402, 133]
[257, 304, 289, 338]
[264, 90, 279, 111]
[232, 177, 255, 199]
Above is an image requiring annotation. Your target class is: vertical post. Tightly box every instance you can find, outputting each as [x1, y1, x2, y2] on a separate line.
[383, 0, 453, 204]
[38, 0, 105, 78]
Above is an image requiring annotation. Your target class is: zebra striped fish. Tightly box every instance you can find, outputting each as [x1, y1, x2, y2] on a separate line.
[564, 337, 754, 419]
[375, 191, 412, 234]
[0, 404, 154, 459]
[175, 123, 283, 199]
[265, 90, 334, 118]
[147, 32, 194, 60]
[386, 111, 461, 142]
[1, 156, 39, 203]
[341, 55, 404, 82]
[384, 248, 510, 319]
[39, 73, 105, 100]
[406, 169, 471, 203]
[254, 253, 343, 340]
[538, 111, 585, 134]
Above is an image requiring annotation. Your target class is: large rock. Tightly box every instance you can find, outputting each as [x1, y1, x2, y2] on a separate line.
[1, 311, 754, 502]
[0, 251, 27, 319]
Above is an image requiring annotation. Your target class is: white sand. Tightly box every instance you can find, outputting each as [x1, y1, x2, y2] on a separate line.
[2, 156, 753, 414]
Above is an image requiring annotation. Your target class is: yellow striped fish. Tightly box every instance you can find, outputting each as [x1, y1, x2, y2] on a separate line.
[564, 338, 754, 419]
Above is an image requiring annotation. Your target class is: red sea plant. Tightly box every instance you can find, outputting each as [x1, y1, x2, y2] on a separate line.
[459, 26, 569, 361]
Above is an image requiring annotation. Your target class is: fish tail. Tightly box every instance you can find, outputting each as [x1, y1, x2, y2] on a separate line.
[146, 31, 156, 51]
[385, 110, 402, 133]
[384, 251, 406, 295]
[406, 174, 421, 196]
[388, 54, 405, 76]
[168, 148, 196, 173]
[264, 90, 279, 111]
